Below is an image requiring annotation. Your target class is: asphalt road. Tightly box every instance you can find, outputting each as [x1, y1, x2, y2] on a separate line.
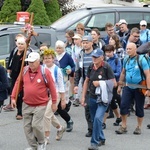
[0, 98, 150, 150]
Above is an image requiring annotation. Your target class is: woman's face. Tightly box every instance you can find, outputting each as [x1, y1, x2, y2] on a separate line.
[91, 31, 100, 42]
[43, 55, 54, 67]
[65, 33, 72, 42]
[109, 37, 116, 46]
[55, 46, 64, 55]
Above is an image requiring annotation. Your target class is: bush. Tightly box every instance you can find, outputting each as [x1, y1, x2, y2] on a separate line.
[26, 0, 51, 25]
[0, 0, 21, 23]
[45, 0, 62, 23]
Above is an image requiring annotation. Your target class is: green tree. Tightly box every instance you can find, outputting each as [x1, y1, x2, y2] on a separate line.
[26, 0, 51, 25]
[0, 0, 21, 23]
[44, 0, 61, 23]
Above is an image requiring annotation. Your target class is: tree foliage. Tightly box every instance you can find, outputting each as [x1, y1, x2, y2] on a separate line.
[26, 0, 51, 25]
[0, 0, 21, 23]
[45, 0, 61, 23]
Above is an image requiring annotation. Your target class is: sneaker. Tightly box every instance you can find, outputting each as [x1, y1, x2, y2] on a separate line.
[37, 143, 46, 150]
[115, 126, 127, 134]
[88, 145, 99, 150]
[102, 123, 106, 130]
[66, 119, 73, 132]
[24, 148, 33, 150]
[56, 126, 66, 141]
[3, 104, 14, 111]
[133, 127, 141, 135]
[98, 140, 105, 146]
[147, 124, 150, 129]
[73, 99, 80, 107]
[85, 130, 92, 137]
[113, 117, 122, 126]
[45, 137, 50, 145]
[69, 96, 74, 101]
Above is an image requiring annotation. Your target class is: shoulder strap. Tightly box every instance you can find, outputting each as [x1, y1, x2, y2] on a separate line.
[23, 66, 29, 75]
[40, 65, 48, 86]
[136, 55, 145, 80]
[147, 30, 149, 42]
[54, 65, 58, 84]
[115, 58, 118, 66]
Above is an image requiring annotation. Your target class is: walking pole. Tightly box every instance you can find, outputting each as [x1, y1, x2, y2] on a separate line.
[14, 13, 37, 101]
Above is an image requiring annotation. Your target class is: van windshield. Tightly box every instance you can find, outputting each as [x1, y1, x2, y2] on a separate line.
[50, 9, 89, 30]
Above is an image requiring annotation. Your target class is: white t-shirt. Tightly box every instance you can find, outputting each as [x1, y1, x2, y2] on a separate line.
[46, 64, 65, 93]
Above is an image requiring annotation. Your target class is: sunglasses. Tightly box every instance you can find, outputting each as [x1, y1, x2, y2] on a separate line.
[141, 25, 146, 27]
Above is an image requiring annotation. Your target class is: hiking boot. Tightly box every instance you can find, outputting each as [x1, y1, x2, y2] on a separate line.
[56, 126, 66, 140]
[85, 130, 92, 137]
[133, 127, 141, 135]
[147, 124, 150, 129]
[98, 140, 105, 146]
[102, 123, 106, 130]
[115, 126, 127, 134]
[73, 98, 80, 107]
[113, 117, 122, 126]
[66, 119, 73, 132]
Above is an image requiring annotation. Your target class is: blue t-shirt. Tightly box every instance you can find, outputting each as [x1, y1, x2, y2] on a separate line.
[123, 55, 149, 85]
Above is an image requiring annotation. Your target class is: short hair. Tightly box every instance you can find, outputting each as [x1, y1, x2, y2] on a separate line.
[105, 23, 114, 30]
[91, 28, 100, 36]
[104, 44, 115, 52]
[40, 43, 48, 48]
[55, 40, 65, 49]
[76, 23, 85, 31]
[130, 27, 140, 35]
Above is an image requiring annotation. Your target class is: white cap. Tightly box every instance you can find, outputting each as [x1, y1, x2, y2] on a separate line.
[140, 20, 147, 26]
[25, 52, 40, 62]
[72, 34, 82, 39]
[118, 19, 128, 25]
[16, 37, 26, 44]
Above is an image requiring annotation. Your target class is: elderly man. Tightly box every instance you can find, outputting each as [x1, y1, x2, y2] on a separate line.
[11, 52, 57, 150]
[81, 48, 115, 150]
[116, 43, 150, 135]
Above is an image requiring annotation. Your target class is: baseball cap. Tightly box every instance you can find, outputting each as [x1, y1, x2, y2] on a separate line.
[140, 20, 147, 26]
[91, 48, 104, 58]
[82, 35, 93, 42]
[25, 52, 40, 62]
[72, 34, 82, 39]
[118, 19, 128, 25]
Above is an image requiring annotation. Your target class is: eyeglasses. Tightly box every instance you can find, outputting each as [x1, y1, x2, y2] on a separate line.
[141, 25, 146, 27]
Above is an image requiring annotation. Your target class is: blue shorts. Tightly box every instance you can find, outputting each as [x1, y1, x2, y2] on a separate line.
[120, 86, 145, 117]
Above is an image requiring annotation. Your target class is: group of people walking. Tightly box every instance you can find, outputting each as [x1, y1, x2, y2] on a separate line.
[1, 19, 150, 150]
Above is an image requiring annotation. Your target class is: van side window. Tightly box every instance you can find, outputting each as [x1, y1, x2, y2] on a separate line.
[0, 35, 10, 55]
[120, 12, 143, 29]
[37, 33, 51, 47]
[87, 13, 115, 31]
